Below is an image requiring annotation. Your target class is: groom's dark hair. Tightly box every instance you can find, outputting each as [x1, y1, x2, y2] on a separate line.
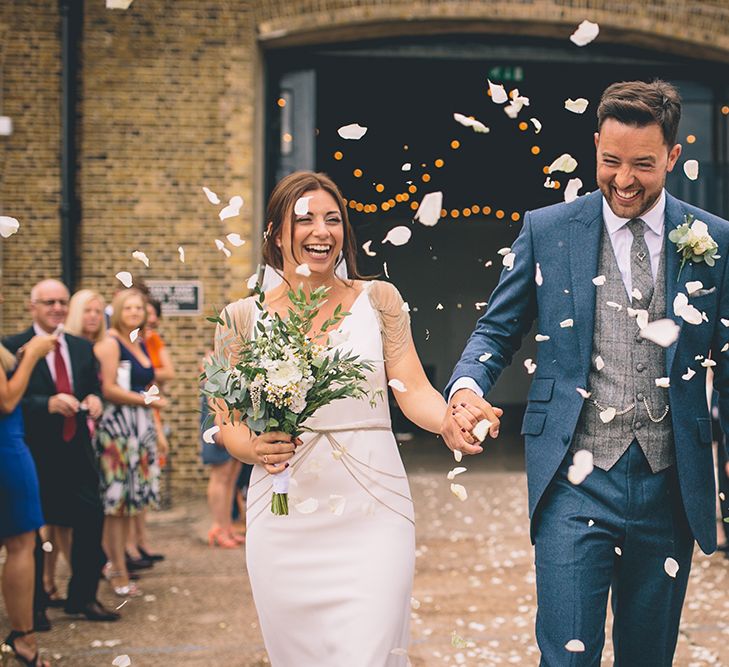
[597, 79, 682, 147]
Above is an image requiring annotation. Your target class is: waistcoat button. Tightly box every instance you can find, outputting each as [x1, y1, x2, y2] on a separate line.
[636, 363, 645, 372]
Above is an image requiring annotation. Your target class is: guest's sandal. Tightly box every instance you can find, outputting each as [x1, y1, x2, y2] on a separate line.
[2, 629, 51, 666]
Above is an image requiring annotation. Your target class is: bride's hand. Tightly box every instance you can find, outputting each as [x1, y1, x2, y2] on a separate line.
[253, 431, 302, 474]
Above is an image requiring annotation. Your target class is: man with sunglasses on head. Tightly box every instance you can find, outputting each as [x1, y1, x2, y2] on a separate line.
[3, 279, 119, 629]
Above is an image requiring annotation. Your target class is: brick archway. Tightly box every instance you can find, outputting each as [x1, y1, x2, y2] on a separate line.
[255, 1, 729, 62]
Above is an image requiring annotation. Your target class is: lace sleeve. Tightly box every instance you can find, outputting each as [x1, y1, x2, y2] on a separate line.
[213, 297, 256, 364]
[367, 280, 413, 366]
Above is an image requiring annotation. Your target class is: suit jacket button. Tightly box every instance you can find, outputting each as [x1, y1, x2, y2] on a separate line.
[636, 363, 645, 372]
[634, 421, 643, 430]
[636, 393, 644, 401]
[562, 434, 570, 443]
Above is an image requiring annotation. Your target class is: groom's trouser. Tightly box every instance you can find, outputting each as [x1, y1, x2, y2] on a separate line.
[533, 440, 694, 667]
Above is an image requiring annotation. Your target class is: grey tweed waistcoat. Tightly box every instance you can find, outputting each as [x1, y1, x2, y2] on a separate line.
[570, 224, 675, 472]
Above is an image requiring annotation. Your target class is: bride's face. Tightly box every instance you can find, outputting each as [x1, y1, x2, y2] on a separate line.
[277, 188, 344, 276]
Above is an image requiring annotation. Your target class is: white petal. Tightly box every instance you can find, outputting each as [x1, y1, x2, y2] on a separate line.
[178, 246, 185, 263]
[535, 334, 550, 342]
[723, 342, 729, 353]
[453, 112, 489, 134]
[143, 384, 160, 405]
[129, 328, 140, 343]
[383, 225, 413, 246]
[673, 293, 703, 325]
[530, 117, 542, 133]
[112, 656, 132, 667]
[295, 263, 311, 277]
[564, 178, 583, 203]
[214, 239, 232, 258]
[328, 494, 346, 516]
[472, 419, 493, 442]
[548, 153, 578, 174]
[722, 318, 729, 327]
[401, 302, 410, 313]
[401, 162, 411, 171]
[701, 358, 717, 368]
[115, 271, 133, 288]
[202, 425, 220, 444]
[294, 196, 312, 216]
[497, 247, 512, 256]
[576, 387, 592, 399]
[0, 216, 20, 238]
[686, 280, 703, 295]
[132, 250, 149, 267]
[337, 123, 368, 140]
[615, 546, 622, 556]
[682, 367, 696, 381]
[606, 301, 622, 311]
[524, 358, 537, 374]
[655, 377, 671, 388]
[435, 302, 444, 310]
[202, 186, 220, 205]
[565, 639, 586, 653]
[414, 191, 443, 227]
[388, 378, 407, 393]
[567, 450, 594, 485]
[564, 98, 589, 114]
[447, 467, 468, 480]
[219, 195, 244, 221]
[592, 275, 606, 286]
[450, 483, 468, 502]
[599, 407, 617, 424]
[295, 498, 319, 514]
[664, 557, 679, 578]
[632, 288, 642, 301]
[594, 355, 604, 371]
[640, 319, 680, 347]
[362, 240, 376, 256]
[535, 262, 543, 286]
[588, 519, 595, 527]
[544, 177, 557, 189]
[226, 233, 245, 247]
[453, 449, 463, 463]
[478, 352, 492, 362]
[570, 19, 600, 46]
[502, 253, 515, 270]
[560, 318, 574, 328]
[487, 80, 508, 104]
[683, 160, 699, 181]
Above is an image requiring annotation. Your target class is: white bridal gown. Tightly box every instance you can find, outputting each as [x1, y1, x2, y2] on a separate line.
[215, 280, 416, 667]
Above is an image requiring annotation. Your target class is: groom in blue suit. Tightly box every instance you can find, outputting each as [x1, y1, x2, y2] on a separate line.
[443, 80, 729, 666]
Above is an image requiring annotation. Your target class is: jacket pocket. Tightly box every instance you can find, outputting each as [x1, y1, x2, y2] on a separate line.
[521, 410, 547, 436]
[527, 378, 555, 402]
[696, 417, 713, 445]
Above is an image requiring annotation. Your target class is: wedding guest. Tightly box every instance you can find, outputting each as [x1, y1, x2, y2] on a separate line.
[94, 289, 165, 596]
[214, 171, 449, 665]
[3, 279, 119, 627]
[1, 330, 56, 667]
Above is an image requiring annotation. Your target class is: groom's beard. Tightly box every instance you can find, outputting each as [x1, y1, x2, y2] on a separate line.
[599, 178, 665, 220]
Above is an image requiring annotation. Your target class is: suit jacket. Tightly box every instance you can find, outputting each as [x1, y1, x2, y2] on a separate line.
[2, 326, 101, 485]
[446, 189, 729, 554]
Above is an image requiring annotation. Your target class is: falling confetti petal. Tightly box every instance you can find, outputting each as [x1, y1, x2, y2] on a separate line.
[453, 449, 463, 462]
[219, 195, 244, 221]
[447, 466, 467, 480]
[132, 250, 149, 267]
[615, 546, 622, 556]
[112, 657, 131, 667]
[226, 233, 245, 247]
[478, 352, 492, 362]
[329, 495, 346, 516]
[565, 98, 589, 114]
[576, 387, 592, 399]
[294, 196, 312, 216]
[570, 20, 600, 46]
[129, 328, 139, 343]
[487, 80, 508, 104]
[655, 377, 670, 388]
[535, 334, 550, 342]
[599, 407, 617, 423]
[560, 318, 574, 328]
[565, 639, 586, 653]
[295, 498, 319, 514]
[701, 358, 716, 368]
[0, 216, 20, 238]
[202, 186, 220, 205]
[414, 191, 443, 227]
[202, 425, 220, 444]
[435, 303, 443, 310]
[683, 159, 699, 181]
[503, 253, 516, 270]
[639, 318, 680, 347]
[673, 293, 702, 325]
[548, 153, 578, 174]
[388, 378, 407, 393]
[592, 275, 606, 286]
[450, 483, 468, 502]
[535, 263, 543, 286]
[664, 557, 679, 578]
[606, 301, 622, 311]
[473, 419, 493, 442]
[594, 355, 605, 371]
[685, 280, 703, 295]
[215, 239, 232, 258]
[567, 450, 594, 485]
[116, 272, 133, 288]
[524, 358, 537, 374]
[362, 240, 376, 256]
[722, 319, 729, 327]
[682, 367, 696, 381]
[564, 178, 583, 203]
[401, 162, 411, 171]
[142, 384, 160, 405]
[497, 247, 512, 256]
[42, 541, 53, 553]
[178, 246, 185, 263]
[337, 123, 368, 140]
[530, 117, 542, 133]
[295, 263, 311, 277]
[544, 177, 558, 189]
[632, 288, 642, 301]
[383, 226, 413, 246]
[453, 112, 489, 134]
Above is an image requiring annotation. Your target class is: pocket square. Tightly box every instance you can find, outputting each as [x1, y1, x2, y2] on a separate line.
[691, 286, 716, 297]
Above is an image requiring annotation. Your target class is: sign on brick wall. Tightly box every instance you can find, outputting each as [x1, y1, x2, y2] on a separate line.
[146, 280, 203, 316]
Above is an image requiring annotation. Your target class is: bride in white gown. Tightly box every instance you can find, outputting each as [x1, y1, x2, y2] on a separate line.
[214, 171, 449, 667]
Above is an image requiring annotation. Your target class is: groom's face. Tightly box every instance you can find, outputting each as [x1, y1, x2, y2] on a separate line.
[595, 118, 682, 219]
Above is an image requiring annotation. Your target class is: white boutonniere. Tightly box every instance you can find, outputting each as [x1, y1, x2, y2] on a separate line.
[668, 213, 720, 280]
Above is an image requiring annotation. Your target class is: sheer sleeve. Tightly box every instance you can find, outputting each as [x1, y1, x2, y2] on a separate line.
[367, 280, 413, 366]
[213, 297, 257, 364]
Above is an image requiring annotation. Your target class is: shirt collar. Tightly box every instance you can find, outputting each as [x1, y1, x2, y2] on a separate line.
[602, 189, 666, 236]
[33, 322, 65, 344]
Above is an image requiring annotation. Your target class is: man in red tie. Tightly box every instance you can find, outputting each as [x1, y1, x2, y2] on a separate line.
[3, 279, 120, 627]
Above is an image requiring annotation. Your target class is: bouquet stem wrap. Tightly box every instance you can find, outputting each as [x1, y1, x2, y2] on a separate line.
[270, 465, 291, 515]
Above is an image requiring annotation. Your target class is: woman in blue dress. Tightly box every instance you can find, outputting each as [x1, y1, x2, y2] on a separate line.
[1, 333, 56, 667]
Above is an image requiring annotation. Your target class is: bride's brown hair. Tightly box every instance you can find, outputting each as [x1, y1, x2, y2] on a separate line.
[261, 171, 363, 280]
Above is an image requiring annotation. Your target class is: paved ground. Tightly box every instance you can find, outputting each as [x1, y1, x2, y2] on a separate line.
[2, 445, 728, 666]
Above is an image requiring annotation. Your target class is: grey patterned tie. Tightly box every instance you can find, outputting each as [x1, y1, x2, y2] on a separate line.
[627, 218, 654, 306]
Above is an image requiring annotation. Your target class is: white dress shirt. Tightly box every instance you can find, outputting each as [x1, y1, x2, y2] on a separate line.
[449, 190, 667, 402]
[33, 322, 75, 391]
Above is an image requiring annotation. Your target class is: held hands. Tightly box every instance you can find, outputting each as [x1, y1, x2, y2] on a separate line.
[48, 393, 80, 417]
[81, 394, 103, 420]
[440, 388, 503, 456]
[253, 431, 303, 475]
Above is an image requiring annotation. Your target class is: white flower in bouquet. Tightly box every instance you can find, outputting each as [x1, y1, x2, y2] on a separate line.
[265, 358, 304, 387]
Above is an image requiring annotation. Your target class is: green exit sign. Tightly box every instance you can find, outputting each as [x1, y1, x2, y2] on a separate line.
[488, 66, 524, 82]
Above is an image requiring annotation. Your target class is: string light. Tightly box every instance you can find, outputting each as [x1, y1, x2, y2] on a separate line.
[277, 98, 286, 108]
[686, 134, 696, 144]
[421, 173, 431, 183]
[531, 146, 541, 155]
[722, 106, 729, 116]
[353, 168, 363, 178]
[450, 139, 460, 149]
[434, 158, 444, 168]
[333, 151, 343, 160]
[375, 183, 385, 192]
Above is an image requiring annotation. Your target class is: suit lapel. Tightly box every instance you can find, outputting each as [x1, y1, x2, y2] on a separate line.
[569, 191, 604, 379]
[664, 192, 690, 374]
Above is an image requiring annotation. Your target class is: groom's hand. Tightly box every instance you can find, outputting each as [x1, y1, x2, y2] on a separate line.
[440, 389, 502, 456]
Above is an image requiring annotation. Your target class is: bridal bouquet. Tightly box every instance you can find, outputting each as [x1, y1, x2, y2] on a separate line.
[203, 285, 375, 515]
